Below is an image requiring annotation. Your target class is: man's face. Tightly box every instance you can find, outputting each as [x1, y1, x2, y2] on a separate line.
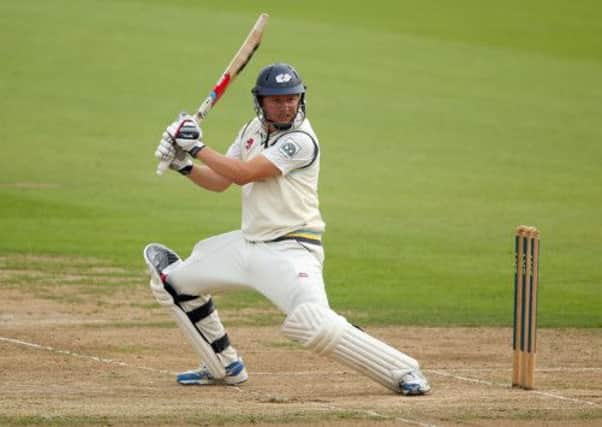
[262, 94, 300, 125]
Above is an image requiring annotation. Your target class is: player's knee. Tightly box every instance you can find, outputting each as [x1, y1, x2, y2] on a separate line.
[144, 243, 186, 307]
[281, 302, 348, 355]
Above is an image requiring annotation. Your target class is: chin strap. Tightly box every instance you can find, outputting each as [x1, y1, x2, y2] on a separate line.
[272, 121, 293, 131]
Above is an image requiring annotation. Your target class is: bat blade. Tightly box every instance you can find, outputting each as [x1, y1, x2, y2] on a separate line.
[157, 13, 269, 175]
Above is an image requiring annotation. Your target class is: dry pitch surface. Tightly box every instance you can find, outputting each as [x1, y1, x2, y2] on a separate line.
[1, 255, 600, 426]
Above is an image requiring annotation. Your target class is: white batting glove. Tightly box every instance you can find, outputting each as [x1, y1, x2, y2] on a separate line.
[155, 137, 176, 162]
[154, 138, 193, 176]
[164, 113, 205, 157]
[170, 147, 193, 175]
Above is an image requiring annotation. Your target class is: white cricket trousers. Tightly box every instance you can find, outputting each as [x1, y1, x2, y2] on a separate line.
[163, 230, 330, 314]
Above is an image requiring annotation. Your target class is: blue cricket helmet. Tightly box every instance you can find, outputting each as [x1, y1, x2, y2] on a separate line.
[252, 63, 306, 129]
[252, 63, 306, 96]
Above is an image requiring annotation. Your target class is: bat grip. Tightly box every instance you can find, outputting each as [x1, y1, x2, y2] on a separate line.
[156, 158, 171, 176]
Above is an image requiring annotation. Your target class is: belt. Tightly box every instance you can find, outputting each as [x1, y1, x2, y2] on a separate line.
[267, 229, 322, 246]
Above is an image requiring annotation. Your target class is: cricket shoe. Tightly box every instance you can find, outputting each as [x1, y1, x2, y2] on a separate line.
[177, 359, 248, 386]
[399, 370, 431, 396]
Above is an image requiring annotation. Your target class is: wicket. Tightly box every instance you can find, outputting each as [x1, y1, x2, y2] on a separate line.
[512, 225, 540, 389]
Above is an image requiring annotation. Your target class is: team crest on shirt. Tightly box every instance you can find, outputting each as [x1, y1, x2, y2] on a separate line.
[279, 138, 302, 158]
[245, 138, 255, 150]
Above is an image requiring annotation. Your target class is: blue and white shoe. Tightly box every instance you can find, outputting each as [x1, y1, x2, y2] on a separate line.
[177, 360, 248, 386]
[399, 370, 431, 396]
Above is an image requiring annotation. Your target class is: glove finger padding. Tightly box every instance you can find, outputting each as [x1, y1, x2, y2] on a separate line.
[155, 137, 176, 161]
[177, 120, 201, 140]
[166, 114, 202, 141]
[165, 112, 205, 156]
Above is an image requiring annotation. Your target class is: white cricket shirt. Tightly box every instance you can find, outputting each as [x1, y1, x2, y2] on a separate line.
[226, 118, 325, 241]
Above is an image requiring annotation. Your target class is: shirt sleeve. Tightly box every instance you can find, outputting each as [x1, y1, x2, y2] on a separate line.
[261, 132, 318, 175]
[225, 139, 241, 159]
[225, 123, 249, 159]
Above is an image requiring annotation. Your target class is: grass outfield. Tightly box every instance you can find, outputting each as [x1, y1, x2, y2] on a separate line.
[1, 0, 601, 327]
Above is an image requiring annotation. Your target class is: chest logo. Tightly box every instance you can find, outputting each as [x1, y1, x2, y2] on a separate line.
[245, 138, 255, 150]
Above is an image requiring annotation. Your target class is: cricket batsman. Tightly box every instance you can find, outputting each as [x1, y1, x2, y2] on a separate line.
[145, 63, 431, 395]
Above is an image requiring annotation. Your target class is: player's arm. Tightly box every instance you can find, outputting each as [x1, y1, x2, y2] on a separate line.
[154, 142, 233, 192]
[184, 150, 279, 189]
[186, 164, 233, 192]
[155, 114, 280, 188]
[194, 127, 319, 185]
[195, 147, 280, 186]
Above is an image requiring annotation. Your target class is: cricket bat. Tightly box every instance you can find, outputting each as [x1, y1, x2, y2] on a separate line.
[157, 13, 269, 175]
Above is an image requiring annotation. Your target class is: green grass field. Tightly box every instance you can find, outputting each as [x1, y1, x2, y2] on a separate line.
[1, 0, 601, 327]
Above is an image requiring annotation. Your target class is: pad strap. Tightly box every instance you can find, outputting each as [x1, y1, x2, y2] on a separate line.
[187, 299, 216, 323]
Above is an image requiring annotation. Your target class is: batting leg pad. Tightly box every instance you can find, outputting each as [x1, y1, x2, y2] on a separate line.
[143, 243, 226, 379]
[281, 303, 419, 393]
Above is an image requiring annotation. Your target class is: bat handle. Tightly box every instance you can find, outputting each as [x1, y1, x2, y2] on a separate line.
[156, 159, 171, 176]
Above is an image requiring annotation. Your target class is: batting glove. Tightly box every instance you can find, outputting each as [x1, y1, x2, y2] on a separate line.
[164, 112, 205, 158]
[155, 139, 193, 176]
